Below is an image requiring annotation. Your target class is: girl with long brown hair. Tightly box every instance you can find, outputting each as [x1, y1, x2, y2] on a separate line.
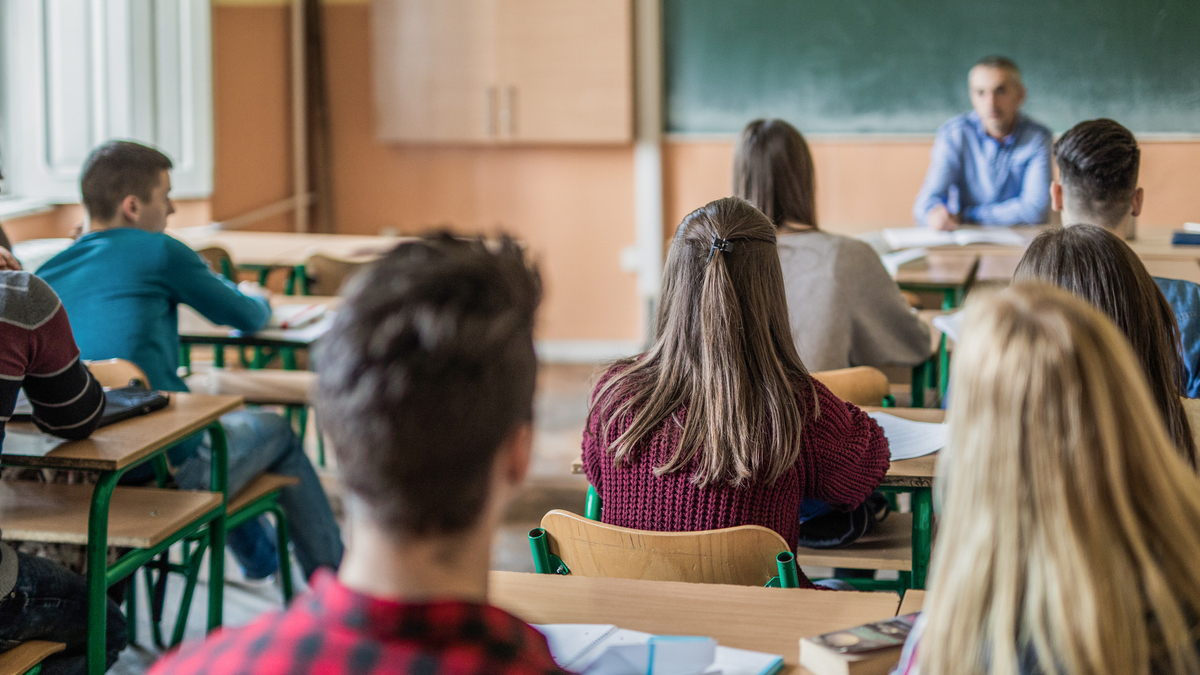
[894, 284, 1200, 675]
[734, 119, 929, 372]
[1012, 224, 1197, 464]
[581, 197, 890, 588]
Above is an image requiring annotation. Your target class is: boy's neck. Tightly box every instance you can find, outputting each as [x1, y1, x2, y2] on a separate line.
[1061, 208, 1132, 239]
[337, 519, 493, 605]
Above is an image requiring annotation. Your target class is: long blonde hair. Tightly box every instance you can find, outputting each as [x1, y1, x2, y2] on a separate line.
[594, 197, 813, 488]
[920, 283, 1200, 675]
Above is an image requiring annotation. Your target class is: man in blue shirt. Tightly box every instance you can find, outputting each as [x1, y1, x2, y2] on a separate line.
[913, 56, 1052, 230]
[39, 141, 343, 583]
[1052, 118, 1200, 397]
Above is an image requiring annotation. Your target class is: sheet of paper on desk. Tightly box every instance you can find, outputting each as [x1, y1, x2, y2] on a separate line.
[267, 304, 327, 330]
[882, 228, 1027, 250]
[880, 248, 927, 276]
[931, 312, 962, 342]
[535, 624, 784, 675]
[2, 429, 69, 457]
[868, 412, 946, 461]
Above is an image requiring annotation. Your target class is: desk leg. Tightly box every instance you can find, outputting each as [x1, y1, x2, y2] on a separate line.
[207, 422, 228, 632]
[86, 471, 121, 675]
[911, 361, 927, 409]
[937, 334, 950, 400]
[911, 487, 933, 589]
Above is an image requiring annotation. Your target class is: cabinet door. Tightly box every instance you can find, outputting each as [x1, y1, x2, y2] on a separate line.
[373, 0, 497, 143]
[495, 0, 632, 143]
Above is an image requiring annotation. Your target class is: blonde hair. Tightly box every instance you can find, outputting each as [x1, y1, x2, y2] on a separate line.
[594, 197, 813, 488]
[919, 284, 1200, 675]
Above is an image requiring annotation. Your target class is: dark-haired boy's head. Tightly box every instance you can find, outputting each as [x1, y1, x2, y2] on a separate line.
[317, 233, 541, 540]
[1052, 119, 1143, 234]
[81, 140, 175, 230]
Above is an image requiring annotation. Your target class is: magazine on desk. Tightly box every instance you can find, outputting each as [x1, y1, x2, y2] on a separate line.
[535, 624, 784, 675]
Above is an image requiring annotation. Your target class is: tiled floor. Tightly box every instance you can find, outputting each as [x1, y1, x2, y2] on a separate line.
[113, 363, 600, 673]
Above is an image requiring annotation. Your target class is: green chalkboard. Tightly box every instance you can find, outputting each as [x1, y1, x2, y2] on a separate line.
[665, 0, 1200, 134]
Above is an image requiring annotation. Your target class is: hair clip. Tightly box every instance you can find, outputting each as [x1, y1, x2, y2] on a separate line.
[707, 236, 734, 263]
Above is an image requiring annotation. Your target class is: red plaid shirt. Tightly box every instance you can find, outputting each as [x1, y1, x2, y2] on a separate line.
[148, 571, 570, 675]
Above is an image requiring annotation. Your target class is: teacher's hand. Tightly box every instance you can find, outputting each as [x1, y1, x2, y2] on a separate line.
[927, 205, 959, 232]
[0, 247, 21, 271]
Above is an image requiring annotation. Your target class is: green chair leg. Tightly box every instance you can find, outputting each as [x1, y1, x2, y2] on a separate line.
[585, 485, 601, 521]
[124, 575, 138, 646]
[314, 410, 326, 467]
[911, 361, 928, 408]
[911, 488, 933, 589]
[775, 552, 799, 588]
[269, 505, 295, 603]
[528, 528, 569, 575]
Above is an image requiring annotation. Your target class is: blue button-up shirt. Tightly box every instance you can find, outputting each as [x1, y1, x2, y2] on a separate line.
[913, 111, 1052, 227]
[1155, 276, 1200, 398]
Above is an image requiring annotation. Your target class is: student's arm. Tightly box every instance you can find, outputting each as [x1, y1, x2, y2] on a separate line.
[22, 280, 104, 440]
[797, 380, 890, 511]
[162, 237, 271, 332]
[843, 241, 932, 368]
[963, 134, 1051, 226]
[912, 125, 963, 227]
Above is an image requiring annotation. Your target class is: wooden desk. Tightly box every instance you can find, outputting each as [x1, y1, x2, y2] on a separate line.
[898, 589, 926, 616]
[976, 252, 1024, 284]
[171, 229, 401, 267]
[489, 571, 900, 674]
[178, 296, 340, 350]
[0, 394, 241, 674]
[895, 253, 979, 309]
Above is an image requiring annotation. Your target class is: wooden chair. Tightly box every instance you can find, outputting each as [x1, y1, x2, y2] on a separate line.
[812, 367, 891, 406]
[84, 359, 149, 389]
[195, 246, 235, 282]
[301, 253, 365, 296]
[529, 509, 801, 588]
[0, 641, 65, 675]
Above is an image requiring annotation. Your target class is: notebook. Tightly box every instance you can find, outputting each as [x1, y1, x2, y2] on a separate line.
[882, 228, 1027, 251]
[11, 386, 170, 428]
[879, 248, 927, 276]
[866, 412, 946, 460]
[799, 614, 919, 675]
[534, 624, 784, 675]
[267, 303, 328, 330]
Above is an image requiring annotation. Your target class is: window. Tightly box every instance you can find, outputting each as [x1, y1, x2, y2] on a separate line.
[0, 0, 213, 207]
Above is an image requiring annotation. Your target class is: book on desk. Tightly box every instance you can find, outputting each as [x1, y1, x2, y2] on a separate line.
[535, 624, 784, 675]
[799, 613, 918, 675]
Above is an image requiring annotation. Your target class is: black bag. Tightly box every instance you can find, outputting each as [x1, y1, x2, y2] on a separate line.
[796, 491, 891, 549]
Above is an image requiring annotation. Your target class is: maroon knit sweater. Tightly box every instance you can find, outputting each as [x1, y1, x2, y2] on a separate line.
[582, 370, 890, 587]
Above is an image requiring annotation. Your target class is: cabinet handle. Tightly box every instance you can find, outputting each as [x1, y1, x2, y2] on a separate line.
[486, 86, 499, 137]
[502, 86, 517, 137]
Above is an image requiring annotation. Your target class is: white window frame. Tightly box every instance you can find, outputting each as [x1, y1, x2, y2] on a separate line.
[0, 0, 213, 209]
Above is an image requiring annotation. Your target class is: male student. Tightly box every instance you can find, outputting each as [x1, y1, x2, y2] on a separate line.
[913, 56, 1052, 230]
[37, 140, 342, 582]
[0, 271, 127, 672]
[1053, 118, 1200, 397]
[148, 234, 568, 675]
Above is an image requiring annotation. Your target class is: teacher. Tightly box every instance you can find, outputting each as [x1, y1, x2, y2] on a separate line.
[913, 56, 1051, 230]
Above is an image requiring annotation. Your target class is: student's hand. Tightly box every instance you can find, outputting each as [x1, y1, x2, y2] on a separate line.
[0, 247, 21, 271]
[237, 280, 271, 301]
[927, 205, 959, 232]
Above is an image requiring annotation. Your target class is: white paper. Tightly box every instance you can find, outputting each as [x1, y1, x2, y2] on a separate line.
[267, 303, 328, 329]
[536, 624, 619, 668]
[708, 646, 786, 675]
[1184, 222, 1200, 234]
[880, 248, 927, 276]
[882, 227, 1027, 251]
[868, 412, 946, 461]
[2, 429, 69, 457]
[584, 638, 716, 675]
[536, 625, 783, 675]
[931, 312, 962, 343]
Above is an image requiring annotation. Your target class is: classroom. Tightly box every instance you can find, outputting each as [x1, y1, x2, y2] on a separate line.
[0, 1, 1197, 673]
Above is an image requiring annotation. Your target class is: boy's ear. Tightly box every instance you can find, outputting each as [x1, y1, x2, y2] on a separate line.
[1131, 187, 1144, 218]
[1049, 181, 1064, 212]
[120, 195, 140, 223]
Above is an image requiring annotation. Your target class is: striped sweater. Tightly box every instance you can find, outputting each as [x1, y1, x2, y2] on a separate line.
[0, 271, 105, 596]
[582, 371, 889, 588]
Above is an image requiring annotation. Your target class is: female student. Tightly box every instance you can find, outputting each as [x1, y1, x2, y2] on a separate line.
[733, 119, 929, 372]
[1012, 224, 1196, 463]
[894, 284, 1200, 674]
[581, 197, 890, 587]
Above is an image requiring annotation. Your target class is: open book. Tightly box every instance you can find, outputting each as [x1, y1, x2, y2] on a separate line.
[882, 227, 1027, 251]
[266, 304, 328, 330]
[535, 624, 784, 675]
[866, 412, 945, 461]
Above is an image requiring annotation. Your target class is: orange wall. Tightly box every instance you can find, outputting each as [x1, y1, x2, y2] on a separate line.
[664, 138, 1200, 238]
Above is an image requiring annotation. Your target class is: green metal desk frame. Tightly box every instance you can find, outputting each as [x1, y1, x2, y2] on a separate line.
[47, 421, 231, 675]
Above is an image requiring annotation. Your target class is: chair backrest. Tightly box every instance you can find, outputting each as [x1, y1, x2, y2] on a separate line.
[85, 359, 150, 389]
[812, 366, 890, 406]
[538, 509, 790, 587]
[305, 253, 366, 296]
[196, 246, 235, 281]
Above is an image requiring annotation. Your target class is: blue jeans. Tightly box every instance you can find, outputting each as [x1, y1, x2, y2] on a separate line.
[174, 410, 343, 579]
[0, 551, 127, 675]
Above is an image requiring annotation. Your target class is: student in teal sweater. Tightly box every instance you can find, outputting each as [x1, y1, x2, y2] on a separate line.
[39, 141, 343, 582]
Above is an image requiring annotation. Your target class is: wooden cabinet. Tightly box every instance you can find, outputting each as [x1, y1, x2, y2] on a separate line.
[373, 0, 632, 144]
